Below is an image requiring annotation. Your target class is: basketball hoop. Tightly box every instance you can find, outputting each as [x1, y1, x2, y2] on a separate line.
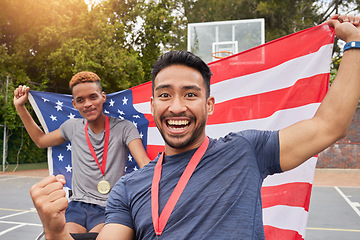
[211, 51, 234, 59]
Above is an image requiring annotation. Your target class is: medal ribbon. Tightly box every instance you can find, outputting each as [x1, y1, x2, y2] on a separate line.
[151, 136, 209, 237]
[85, 115, 109, 176]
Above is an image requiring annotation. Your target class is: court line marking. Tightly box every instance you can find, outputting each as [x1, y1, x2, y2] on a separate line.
[0, 211, 32, 220]
[0, 207, 36, 212]
[0, 209, 42, 237]
[0, 220, 42, 227]
[334, 186, 360, 217]
[0, 223, 26, 236]
[307, 227, 360, 232]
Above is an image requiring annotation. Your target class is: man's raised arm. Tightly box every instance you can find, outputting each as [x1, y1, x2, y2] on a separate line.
[14, 85, 66, 148]
[279, 14, 360, 171]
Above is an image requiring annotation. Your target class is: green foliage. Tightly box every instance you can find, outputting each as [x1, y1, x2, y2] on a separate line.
[256, 0, 321, 41]
[104, 0, 175, 82]
[329, 67, 338, 85]
[175, 0, 322, 43]
[137, 0, 175, 81]
[1, 126, 47, 165]
[0, 0, 146, 164]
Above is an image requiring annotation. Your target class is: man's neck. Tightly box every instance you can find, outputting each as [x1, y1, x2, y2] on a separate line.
[87, 114, 106, 134]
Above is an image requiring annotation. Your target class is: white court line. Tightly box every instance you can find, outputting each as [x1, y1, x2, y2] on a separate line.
[0, 223, 26, 236]
[0, 210, 31, 220]
[0, 209, 43, 237]
[0, 220, 42, 227]
[335, 186, 360, 217]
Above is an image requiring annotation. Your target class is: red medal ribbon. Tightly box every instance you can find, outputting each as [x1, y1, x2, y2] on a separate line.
[151, 136, 209, 237]
[85, 115, 109, 176]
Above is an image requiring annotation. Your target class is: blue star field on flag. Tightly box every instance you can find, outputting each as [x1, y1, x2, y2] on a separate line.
[29, 89, 149, 189]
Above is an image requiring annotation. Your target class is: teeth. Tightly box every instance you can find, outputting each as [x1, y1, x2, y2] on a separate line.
[169, 125, 187, 130]
[167, 120, 189, 125]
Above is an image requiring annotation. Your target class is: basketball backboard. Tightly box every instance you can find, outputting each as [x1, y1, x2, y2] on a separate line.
[187, 19, 265, 63]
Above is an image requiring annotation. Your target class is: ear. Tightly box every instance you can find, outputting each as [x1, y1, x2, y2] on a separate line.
[102, 92, 106, 103]
[72, 99, 77, 110]
[206, 96, 215, 116]
[150, 96, 154, 116]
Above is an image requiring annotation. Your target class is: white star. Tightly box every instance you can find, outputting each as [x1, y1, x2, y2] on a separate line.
[68, 112, 76, 119]
[104, 109, 109, 114]
[65, 165, 72, 172]
[41, 97, 49, 102]
[119, 116, 124, 120]
[128, 155, 133, 162]
[133, 166, 138, 171]
[109, 99, 115, 107]
[117, 109, 125, 115]
[58, 153, 64, 161]
[55, 105, 63, 111]
[139, 132, 143, 139]
[66, 143, 72, 151]
[124, 166, 127, 172]
[56, 100, 63, 106]
[133, 115, 140, 119]
[132, 121, 137, 128]
[50, 115, 57, 121]
[122, 96, 128, 105]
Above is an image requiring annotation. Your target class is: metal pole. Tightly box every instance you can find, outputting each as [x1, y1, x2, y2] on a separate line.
[2, 76, 9, 172]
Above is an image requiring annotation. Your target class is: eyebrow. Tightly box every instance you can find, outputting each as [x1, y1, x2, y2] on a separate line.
[183, 85, 201, 91]
[74, 92, 98, 100]
[155, 84, 202, 92]
[155, 84, 172, 91]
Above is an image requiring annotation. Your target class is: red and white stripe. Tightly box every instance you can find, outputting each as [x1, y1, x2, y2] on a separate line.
[131, 23, 335, 239]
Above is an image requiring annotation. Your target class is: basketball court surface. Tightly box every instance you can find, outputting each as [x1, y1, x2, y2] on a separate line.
[0, 169, 359, 239]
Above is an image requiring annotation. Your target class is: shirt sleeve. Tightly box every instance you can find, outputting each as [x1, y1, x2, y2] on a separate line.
[119, 119, 141, 146]
[59, 119, 75, 141]
[241, 130, 282, 177]
[105, 177, 134, 230]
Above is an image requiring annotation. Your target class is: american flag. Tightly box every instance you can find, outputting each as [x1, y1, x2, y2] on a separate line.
[29, 23, 334, 239]
[28, 89, 149, 189]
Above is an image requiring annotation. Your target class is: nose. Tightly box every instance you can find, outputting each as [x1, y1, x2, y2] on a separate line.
[168, 96, 186, 114]
[84, 98, 92, 108]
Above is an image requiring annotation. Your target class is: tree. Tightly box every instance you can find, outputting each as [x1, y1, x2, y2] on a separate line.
[104, 0, 176, 82]
[0, 0, 147, 166]
[317, 0, 360, 23]
[168, 0, 322, 46]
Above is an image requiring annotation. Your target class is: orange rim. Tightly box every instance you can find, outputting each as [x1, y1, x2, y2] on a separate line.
[211, 51, 234, 59]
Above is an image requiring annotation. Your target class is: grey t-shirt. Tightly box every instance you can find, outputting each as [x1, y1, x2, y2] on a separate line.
[60, 116, 140, 207]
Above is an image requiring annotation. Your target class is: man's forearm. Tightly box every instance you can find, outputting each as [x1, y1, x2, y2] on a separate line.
[314, 44, 360, 140]
[15, 104, 47, 147]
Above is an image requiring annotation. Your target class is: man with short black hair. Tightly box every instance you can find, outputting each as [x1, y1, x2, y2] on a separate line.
[30, 15, 360, 239]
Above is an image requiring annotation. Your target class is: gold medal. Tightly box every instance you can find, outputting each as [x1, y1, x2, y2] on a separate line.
[97, 179, 111, 194]
[86, 116, 111, 195]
